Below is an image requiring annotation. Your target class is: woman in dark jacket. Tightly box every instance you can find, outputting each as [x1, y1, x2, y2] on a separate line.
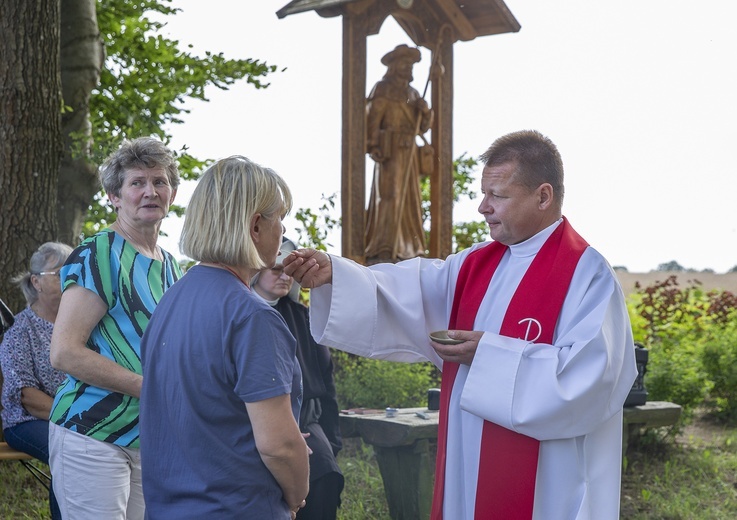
[253, 237, 344, 520]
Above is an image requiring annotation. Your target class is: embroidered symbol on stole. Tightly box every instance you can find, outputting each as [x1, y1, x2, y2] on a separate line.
[517, 318, 543, 342]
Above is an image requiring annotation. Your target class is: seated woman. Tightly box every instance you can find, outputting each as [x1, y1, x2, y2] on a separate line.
[1, 241, 74, 520]
[252, 237, 345, 520]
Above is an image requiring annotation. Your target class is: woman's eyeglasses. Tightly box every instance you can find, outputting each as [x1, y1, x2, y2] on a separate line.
[35, 271, 60, 277]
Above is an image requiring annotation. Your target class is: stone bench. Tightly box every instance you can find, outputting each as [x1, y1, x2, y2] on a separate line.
[340, 407, 437, 520]
[622, 401, 682, 454]
[340, 401, 682, 520]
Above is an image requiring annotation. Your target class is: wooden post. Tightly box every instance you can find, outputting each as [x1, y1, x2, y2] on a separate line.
[341, 10, 368, 263]
[428, 34, 454, 259]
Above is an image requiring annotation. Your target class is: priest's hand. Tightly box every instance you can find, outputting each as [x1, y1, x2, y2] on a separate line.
[283, 249, 333, 288]
[430, 330, 484, 366]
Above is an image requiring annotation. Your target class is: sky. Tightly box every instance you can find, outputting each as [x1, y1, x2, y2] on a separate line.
[156, 0, 737, 273]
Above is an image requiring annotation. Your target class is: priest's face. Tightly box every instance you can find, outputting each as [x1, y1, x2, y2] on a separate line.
[478, 162, 549, 245]
[255, 265, 294, 301]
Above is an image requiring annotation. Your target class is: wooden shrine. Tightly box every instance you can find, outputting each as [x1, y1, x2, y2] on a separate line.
[277, 0, 520, 263]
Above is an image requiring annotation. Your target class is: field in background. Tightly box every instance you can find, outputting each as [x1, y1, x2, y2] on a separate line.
[616, 271, 737, 296]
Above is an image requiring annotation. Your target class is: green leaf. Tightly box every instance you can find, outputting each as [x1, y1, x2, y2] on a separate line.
[83, 0, 278, 231]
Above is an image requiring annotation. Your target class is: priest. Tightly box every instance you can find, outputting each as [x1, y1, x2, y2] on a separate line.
[283, 129, 638, 520]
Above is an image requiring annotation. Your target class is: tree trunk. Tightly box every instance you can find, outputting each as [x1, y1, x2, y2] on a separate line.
[0, 0, 63, 312]
[57, 0, 103, 246]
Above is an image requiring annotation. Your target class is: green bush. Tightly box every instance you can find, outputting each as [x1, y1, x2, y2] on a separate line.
[332, 350, 440, 409]
[701, 312, 737, 420]
[644, 339, 711, 420]
[628, 276, 737, 420]
[326, 275, 737, 421]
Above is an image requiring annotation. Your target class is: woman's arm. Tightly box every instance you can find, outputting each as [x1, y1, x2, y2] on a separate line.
[20, 387, 54, 420]
[50, 285, 143, 398]
[247, 394, 309, 515]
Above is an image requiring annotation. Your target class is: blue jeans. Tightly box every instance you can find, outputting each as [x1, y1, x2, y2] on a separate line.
[4, 420, 62, 520]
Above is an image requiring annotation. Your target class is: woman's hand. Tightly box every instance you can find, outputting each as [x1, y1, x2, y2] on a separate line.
[248, 394, 310, 514]
[291, 500, 307, 519]
[301, 432, 313, 455]
[20, 387, 55, 420]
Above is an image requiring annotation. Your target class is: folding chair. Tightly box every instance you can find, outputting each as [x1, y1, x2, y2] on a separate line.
[0, 441, 51, 491]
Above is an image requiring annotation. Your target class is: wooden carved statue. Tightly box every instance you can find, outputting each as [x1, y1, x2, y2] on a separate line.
[364, 44, 434, 264]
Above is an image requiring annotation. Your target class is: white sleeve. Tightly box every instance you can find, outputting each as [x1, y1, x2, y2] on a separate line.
[460, 248, 638, 440]
[309, 250, 479, 366]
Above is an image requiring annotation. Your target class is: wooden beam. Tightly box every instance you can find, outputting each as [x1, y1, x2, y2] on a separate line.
[432, 0, 476, 41]
[341, 11, 368, 263]
[428, 36, 454, 259]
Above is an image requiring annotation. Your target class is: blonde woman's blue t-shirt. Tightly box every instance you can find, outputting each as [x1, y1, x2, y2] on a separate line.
[140, 265, 302, 519]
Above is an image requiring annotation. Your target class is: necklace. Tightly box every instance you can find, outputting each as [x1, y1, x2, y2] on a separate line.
[217, 263, 251, 289]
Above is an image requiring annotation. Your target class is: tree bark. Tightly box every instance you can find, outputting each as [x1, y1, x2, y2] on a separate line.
[57, 0, 103, 246]
[0, 0, 63, 312]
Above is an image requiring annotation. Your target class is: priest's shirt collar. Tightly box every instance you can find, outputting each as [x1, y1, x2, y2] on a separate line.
[507, 218, 564, 259]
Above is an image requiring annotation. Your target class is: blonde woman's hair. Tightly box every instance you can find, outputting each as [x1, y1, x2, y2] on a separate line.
[180, 156, 292, 269]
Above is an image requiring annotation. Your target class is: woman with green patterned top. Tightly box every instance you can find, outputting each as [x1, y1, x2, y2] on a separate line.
[48, 137, 181, 520]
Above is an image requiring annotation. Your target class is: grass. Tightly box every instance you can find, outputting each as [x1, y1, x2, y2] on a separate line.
[335, 410, 737, 520]
[620, 415, 737, 519]
[0, 460, 51, 519]
[2, 413, 736, 519]
[337, 438, 390, 519]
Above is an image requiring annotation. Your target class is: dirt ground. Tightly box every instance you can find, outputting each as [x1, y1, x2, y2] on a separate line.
[676, 410, 735, 447]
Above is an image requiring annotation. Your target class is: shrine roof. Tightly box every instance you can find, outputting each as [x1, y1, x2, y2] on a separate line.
[276, 0, 520, 42]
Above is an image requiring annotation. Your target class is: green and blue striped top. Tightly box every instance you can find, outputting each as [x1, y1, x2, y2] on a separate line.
[50, 230, 182, 447]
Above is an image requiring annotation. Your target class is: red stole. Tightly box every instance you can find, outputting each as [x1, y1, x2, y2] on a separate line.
[430, 218, 589, 520]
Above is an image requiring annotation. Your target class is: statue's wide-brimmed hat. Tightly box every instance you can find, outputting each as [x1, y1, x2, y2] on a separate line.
[381, 44, 421, 66]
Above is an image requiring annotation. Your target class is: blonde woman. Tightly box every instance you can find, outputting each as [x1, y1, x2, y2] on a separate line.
[140, 156, 309, 519]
